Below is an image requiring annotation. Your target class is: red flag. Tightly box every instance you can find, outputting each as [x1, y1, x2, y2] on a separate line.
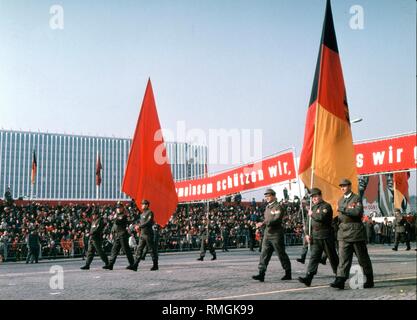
[298, 0, 357, 214]
[96, 153, 102, 186]
[394, 172, 410, 211]
[31, 150, 37, 185]
[122, 79, 178, 227]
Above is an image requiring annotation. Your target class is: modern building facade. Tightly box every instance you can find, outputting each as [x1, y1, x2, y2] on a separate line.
[0, 130, 207, 200]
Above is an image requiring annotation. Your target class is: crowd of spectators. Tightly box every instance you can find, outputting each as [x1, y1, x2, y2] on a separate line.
[0, 195, 306, 262]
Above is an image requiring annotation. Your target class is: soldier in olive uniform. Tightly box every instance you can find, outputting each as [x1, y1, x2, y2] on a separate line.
[103, 203, 135, 270]
[221, 223, 230, 252]
[252, 188, 291, 282]
[197, 222, 217, 261]
[296, 239, 328, 265]
[392, 208, 411, 251]
[330, 179, 374, 289]
[26, 229, 40, 264]
[298, 188, 339, 286]
[132, 200, 159, 271]
[80, 210, 110, 270]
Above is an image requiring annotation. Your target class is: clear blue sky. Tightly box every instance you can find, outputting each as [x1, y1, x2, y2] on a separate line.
[0, 0, 415, 194]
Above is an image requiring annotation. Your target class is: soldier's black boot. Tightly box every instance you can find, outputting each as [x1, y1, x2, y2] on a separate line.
[211, 254, 217, 261]
[127, 259, 139, 271]
[197, 257, 204, 261]
[103, 263, 113, 270]
[296, 258, 305, 264]
[281, 269, 292, 280]
[80, 265, 90, 270]
[150, 260, 158, 271]
[330, 277, 345, 289]
[364, 274, 374, 288]
[392, 247, 398, 251]
[298, 273, 314, 287]
[252, 271, 265, 282]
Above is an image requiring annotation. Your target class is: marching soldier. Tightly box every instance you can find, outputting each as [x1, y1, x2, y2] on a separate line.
[330, 179, 374, 289]
[132, 200, 159, 271]
[221, 223, 230, 252]
[197, 222, 217, 261]
[103, 202, 135, 270]
[80, 209, 110, 270]
[26, 229, 40, 264]
[252, 188, 291, 282]
[298, 188, 339, 286]
[392, 208, 411, 251]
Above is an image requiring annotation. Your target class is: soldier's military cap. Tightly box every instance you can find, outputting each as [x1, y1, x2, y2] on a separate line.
[394, 208, 401, 214]
[338, 178, 352, 186]
[264, 188, 276, 196]
[141, 199, 150, 205]
[309, 188, 322, 196]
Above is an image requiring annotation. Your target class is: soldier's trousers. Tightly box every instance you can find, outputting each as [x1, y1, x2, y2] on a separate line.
[380, 235, 391, 245]
[85, 238, 109, 266]
[394, 232, 410, 249]
[307, 238, 338, 275]
[258, 234, 291, 273]
[134, 233, 158, 263]
[300, 241, 309, 260]
[109, 233, 134, 266]
[222, 237, 229, 251]
[300, 240, 329, 262]
[337, 241, 373, 279]
[200, 239, 216, 258]
[26, 247, 39, 263]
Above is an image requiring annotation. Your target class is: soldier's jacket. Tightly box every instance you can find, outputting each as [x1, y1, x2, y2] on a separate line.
[90, 217, 105, 238]
[263, 200, 285, 237]
[310, 200, 333, 239]
[337, 192, 366, 242]
[111, 212, 129, 235]
[27, 233, 40, 248]
[199, 226, 216, 242]
[393, 215, 407, 233]
[139, 209, 155, 235]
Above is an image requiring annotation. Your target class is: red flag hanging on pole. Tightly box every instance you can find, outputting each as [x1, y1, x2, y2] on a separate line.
[31, 150, 37, 185]
[393, 172, 410, 211]
[122, 79, 178, 227]
[298, 0, 358, 214]
[96, 153, 102, 186]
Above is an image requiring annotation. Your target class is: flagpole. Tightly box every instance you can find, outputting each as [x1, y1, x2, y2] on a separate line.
[292, 147, 306, 233]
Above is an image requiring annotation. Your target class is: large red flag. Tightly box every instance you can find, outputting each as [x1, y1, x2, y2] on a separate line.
[393, 172, 410, 211]
[122, 79, 178, 227]
[298, 0, 358, 215]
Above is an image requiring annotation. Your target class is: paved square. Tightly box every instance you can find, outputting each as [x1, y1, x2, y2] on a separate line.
[0, 245, 415, 300]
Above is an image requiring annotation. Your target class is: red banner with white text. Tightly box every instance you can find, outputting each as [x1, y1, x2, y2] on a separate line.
[175, 150, 296, 202]
[175, 133, 416, 202]
[354, 133, 416, 175]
